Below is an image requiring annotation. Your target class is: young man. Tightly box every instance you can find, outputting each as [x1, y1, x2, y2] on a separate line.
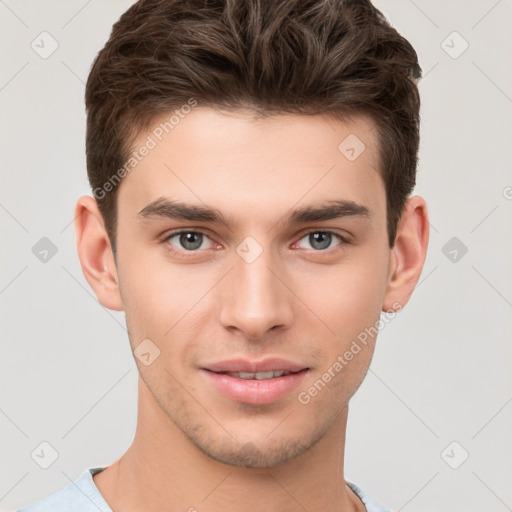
[19, 0, 428, 510]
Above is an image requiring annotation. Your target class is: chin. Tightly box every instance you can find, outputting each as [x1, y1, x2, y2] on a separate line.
[180, 418, 330, 468]
[197, 438, 312, 468]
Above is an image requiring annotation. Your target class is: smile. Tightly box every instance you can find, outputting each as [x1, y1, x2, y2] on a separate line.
[201, 361, 309, 405]
[222, 370, 292, 380]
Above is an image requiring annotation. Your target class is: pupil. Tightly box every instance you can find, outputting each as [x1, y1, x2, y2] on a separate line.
[180, 232, 202, 250]
[310, 232, 331, 250]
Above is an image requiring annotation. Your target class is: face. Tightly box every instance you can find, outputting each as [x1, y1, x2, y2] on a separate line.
[113, 107, 393, 468]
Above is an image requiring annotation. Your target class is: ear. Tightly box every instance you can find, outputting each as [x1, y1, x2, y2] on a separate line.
[74, 195, 124, 311]
[382, 195, 429, 312]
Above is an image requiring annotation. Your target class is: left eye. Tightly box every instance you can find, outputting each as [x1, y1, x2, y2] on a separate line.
[296, 231, 344, 251]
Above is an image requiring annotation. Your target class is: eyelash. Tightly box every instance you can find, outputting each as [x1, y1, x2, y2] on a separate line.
[160, 229, 350, 257]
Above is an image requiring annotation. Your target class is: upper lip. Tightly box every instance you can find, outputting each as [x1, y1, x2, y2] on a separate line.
[202, 358, 308, 373]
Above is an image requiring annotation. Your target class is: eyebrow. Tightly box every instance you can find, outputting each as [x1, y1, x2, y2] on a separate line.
[137, 196, 371, 228]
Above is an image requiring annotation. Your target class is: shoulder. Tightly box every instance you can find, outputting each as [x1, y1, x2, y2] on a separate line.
[16, 467, 112, 512]
[346, 480, 393, 512]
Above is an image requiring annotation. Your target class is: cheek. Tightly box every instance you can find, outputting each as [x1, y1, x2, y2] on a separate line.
[117, 246, 217, 356]
[116, 247, 177, 342]
[300, 255, 388, 343]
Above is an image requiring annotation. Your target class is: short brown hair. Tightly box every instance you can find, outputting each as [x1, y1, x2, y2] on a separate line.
[85, 0, 422, 257]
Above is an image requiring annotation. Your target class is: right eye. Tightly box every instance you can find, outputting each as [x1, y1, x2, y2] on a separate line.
[162, 230, 217, 253]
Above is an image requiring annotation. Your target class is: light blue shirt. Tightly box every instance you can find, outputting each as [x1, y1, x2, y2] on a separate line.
[17, 467, 391, 512]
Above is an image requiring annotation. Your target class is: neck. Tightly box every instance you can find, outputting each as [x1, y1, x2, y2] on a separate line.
[93, 377, 364, 512]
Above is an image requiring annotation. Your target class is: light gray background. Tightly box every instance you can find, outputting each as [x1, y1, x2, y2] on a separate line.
[1, 1, 511, 511]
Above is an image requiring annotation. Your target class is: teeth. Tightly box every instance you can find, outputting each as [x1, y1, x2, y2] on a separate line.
[239, 372, 257, 379]
[255, 371, 275, 380]
[226, 370, 291, 380]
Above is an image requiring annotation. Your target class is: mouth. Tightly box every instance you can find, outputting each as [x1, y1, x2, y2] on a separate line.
[200, 359, 309, 405]
[218, 370, 297, 380]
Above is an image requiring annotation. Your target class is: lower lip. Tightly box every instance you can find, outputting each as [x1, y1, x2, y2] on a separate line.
[201, 369, 308, 405]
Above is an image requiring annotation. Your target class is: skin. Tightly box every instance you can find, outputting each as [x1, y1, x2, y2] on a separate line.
[75, 107, 429, 512]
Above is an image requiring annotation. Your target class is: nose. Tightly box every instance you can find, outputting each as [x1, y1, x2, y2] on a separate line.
[218, 245, 294, 341]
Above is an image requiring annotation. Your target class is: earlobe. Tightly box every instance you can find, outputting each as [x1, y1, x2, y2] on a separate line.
[74, 195, 124, 311]
[382, 196, 429, 313]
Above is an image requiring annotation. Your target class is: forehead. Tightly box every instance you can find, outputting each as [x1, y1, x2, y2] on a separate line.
[116, 107, 384, 228]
